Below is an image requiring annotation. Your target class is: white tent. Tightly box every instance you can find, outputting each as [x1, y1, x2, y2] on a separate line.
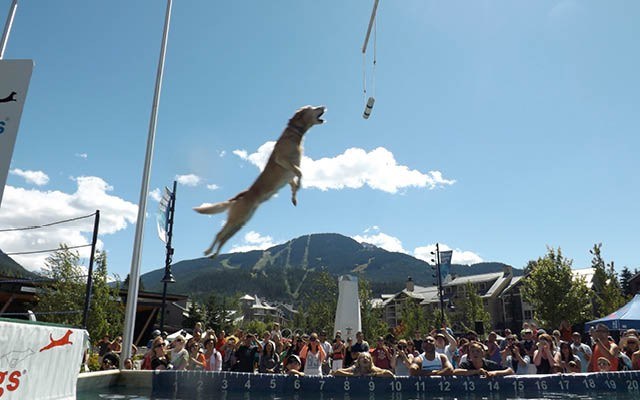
[166, 329, 192, 342]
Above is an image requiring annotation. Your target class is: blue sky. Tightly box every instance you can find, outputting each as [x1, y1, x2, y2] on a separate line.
[0, 0, 638, 280]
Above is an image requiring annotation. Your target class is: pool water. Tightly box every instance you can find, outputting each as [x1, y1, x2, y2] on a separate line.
[75, 387, 640, 400]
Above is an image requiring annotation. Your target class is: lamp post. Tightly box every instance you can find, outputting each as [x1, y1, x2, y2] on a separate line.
[431, 243, 445, 327]
[159, 181, 177, 332]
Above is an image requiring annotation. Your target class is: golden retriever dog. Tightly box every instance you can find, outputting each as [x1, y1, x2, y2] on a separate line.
[194, 105, 326, 258]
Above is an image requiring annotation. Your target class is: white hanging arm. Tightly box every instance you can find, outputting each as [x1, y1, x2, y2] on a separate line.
[362, 0, 380, 119]
[362, 0, 380, 55]
[362, 0, 379, 119]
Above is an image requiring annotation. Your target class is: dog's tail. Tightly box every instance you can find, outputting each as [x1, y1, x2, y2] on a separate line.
[193, 201, 232, 215]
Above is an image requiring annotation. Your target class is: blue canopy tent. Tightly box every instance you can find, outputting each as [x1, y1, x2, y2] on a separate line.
[585, 294, 640, 331]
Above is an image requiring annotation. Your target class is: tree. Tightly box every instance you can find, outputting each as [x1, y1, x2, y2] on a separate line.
[204, 294, 234, 333]
[183, 302, 206, 329]
[399, 295, 432, 337]
[298, 270, 338, 334]
[359, 276, 388, 340]
[35, 246, 123, 341]
[521, 247, 593, 329]
[451, 282, 491, 334]
[85, 251, 124, 340]
[35, 245, 85, 327]
[620, 266, 634, 298]
[590, 243, 626, 317]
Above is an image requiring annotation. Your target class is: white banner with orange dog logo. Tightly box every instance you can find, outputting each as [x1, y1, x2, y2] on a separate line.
[0, 319, 88, 400]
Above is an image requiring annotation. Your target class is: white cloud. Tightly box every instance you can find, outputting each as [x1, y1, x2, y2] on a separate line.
[229, 231, 279, 253]
[206, 184, 220, 191]
[75, 153, 88, 159]
[233, 142, 455, 193]
[175, 174, 201, 187]
[218, 150, 226, 157]
[149, 188, 162, 202]
[352, 230, 407, 254]
[413, 243, 483, 266]
[0, 176, 138, 271]
[10, 169, 50, 186]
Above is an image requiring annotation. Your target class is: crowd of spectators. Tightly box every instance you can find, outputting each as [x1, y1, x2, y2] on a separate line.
[95, 319, 640, 378]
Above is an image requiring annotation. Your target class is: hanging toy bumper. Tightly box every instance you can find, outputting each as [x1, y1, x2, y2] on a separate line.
[363, 96, 375, 119]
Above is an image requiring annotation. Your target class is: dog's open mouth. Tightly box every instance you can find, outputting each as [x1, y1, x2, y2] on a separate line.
[316, 108, 326, 123]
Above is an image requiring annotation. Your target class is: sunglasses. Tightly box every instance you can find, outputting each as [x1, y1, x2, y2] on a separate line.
[598, 362, 609, 366]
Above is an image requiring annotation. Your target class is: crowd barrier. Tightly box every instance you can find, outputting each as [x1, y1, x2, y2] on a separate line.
[150, 370, 640, 398]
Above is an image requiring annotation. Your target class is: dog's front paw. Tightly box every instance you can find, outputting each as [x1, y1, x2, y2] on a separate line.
[291, 197, 297, 206]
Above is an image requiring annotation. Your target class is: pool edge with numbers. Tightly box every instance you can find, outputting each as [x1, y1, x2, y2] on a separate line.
[77, 370, 640, 399]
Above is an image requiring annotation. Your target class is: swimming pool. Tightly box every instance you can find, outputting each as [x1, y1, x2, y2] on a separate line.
[76, 370, 640, 400]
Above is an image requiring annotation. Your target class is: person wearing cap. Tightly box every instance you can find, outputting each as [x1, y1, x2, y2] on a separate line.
[432, 328, 458, 363]
[284, 354, 305, 376]
[372, 337, 393, 371]
[588, 324, 618, 372]
[147, 330, 161, 349]
[570, 332, 592, 373]
[619, 334, 639, 370]
[235, 333, 259, 372]
[169, 335, 189, 370]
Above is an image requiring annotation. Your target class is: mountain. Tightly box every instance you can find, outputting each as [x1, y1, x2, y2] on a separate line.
[140, 233, 521, 302]
[0, 249, 38, 278]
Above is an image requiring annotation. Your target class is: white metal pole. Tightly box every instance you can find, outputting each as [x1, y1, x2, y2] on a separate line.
[0, 0, 17, 59]
[362, 0, 379, 54]
[121, 0, 172, 367]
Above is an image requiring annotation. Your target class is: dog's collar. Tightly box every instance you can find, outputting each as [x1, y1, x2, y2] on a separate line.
[287, 123, 306, 137]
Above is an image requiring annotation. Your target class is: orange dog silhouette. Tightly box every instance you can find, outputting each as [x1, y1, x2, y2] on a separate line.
[39, 329, 73, 352]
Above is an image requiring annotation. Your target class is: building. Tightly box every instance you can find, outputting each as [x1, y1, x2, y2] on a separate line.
[381, 266, 515, 331]
[380, 266, 597, 333]
[238, 294, 298, 325]
[0, 275, 189, 346]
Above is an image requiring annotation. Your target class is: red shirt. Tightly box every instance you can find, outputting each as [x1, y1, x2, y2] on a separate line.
[372, 347, 392, 370]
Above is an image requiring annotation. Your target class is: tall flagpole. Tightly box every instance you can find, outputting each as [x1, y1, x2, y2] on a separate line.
[121, 0, 172, 367]
[0, 0, 18, 59]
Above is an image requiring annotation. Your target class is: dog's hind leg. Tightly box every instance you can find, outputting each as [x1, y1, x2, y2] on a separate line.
[289, 178, 300, 206]
[204, 196, 257, 258]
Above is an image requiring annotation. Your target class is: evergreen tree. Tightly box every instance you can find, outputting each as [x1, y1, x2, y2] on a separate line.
[619, 266, 634, 298]
[521, 247, 593, 328]
[183, 302, 206, 329]
[204, 294, 234, 332]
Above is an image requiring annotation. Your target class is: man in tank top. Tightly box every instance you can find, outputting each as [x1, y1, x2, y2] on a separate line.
[409, 335, 453, 376]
